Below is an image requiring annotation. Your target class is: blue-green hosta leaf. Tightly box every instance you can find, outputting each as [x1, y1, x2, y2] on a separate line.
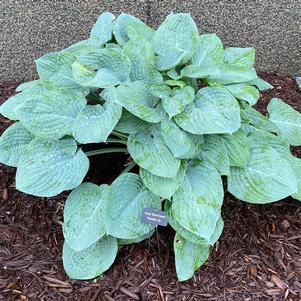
[174, 86, 241, 134]
[219, 129, 250, 168]
[267, 98, 301, 146]
[247, 130, 291, 158]
[207, 47, 256, 85]
[192, 34, 224, 67]
[164, 80, 186, 89]
[181, 33, 223, 78]
[228, 133, 297, 204]
[174, 233, 210, 282]
[16, 138, 89, 197]
[72, 48, 131, 87]
[172, 161, 223, 240]
[89, 12, 115, 45]
[241, 105, 280, 134]
[181, 65, 213, 79]
[290, 157, 301, 201]
[224, 47, 255, 69]
[63, 236, 117, 280]
[118, 229, 155, 245]
[161, 118, 203, 159]
[0, 92, 29, 120]
[123, 37, 162, 84]
[153, 13, 199, 70]
[15, 91, 86, 139]
[225, 83, 259, 105]
[207, 65, 258, 85]
[140, 161, 187, 199]
[149, 83, 172, 98]
[167, 67, 182, 80]
[165, 200, 224, 245]
[16, 80, 44, 92]
[247, 77, 273, 91]
[197, 135, 230, 176]
[128, 126, 181, 178]
[110, 81, 165, 123]
[36, 52, 84, 90]
[0, 122, 33, 167]
[105, 173, 161, 239]
[162, 86, 195, 118]
[123, 35, 155, 64]
[63, 183, 110, 251]
[114, 109, 148, 134]
[72, 101, 122, 144]
[113, 13, 154, 46]
[63, 39, 98, 56]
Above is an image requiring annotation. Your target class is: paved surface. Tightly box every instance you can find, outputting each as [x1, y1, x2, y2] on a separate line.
[1, 0, 300, 80]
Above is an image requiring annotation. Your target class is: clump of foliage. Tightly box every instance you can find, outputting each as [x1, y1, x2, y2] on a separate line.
[1, 12, 301, 281]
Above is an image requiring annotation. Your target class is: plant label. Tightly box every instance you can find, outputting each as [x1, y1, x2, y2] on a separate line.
[141, 208, 168, 226]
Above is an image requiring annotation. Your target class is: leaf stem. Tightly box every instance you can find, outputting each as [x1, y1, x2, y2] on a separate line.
[106, 138, 127, 145]
[121, 161, 137, 175]
[111, 131, 128, 140]
[85, 148, 128, 157]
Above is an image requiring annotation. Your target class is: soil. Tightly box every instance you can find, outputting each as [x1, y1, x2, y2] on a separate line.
[1, 73, 301, 301]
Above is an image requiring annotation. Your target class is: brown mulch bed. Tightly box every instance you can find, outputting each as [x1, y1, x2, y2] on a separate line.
[0, 73, 301, 301]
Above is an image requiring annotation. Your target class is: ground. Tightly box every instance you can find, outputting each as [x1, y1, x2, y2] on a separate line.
[0, 74, 301, 301]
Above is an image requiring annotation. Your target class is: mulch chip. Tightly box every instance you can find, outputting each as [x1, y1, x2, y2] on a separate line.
[1, 73, 301, 301]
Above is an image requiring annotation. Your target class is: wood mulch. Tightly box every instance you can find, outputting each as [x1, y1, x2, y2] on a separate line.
[0, 73, 301, 301]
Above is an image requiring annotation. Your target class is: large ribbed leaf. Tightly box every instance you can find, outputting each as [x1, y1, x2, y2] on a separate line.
[224, 47, 255, 68]
[219, 129, 250, 167]
[118, 230, 155, 245]
[104, 173, 161, 239]
[207, 65, 258, 85]
[140, 161, 187, 199]
[72, 101, 122, 144]
[172, 161, 223, 240]
[161, 118, 203, 159]
[36, 52, 84, 90]
[0, 91, 35, 120]
[162, 86, 195, 118]
[110, 81, 165, 123]
[123, 37, 162, 84]
[16, 138, 89, 197]
[0, 122, 33, 167]
[165, 200, 224, 245]
[228, 132, 297, 203]
[114, 109, 148, 134]
[63, 183, 110, 251]
[174, 233, 210, 281]
[290, 156, 301, 201]
[153, 13, 199, 70]
[150, 83, 172, 99]
[247, 77, 273, 91]
[197, 135, 230, 176]
[72, 48, 131, 87]
[174, 86, 241, 134]
[246, 130, 291, 158]
[16, 80, 43, 92]
[128, 126, 181, 178]
[63, 236, 117, 280]
[113, 13, 154, 46]
[241, 105, 280, 134]
[192, 34, 224, 67]
[89, 12, 115, 45]
[267, 98, 301, 146]
[225, 83, 259, 105]
[181, 34, 223, 78]
[15, 91, 86, 139]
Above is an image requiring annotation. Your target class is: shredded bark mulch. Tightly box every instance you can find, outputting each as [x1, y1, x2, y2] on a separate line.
[1, 73, 301, 301]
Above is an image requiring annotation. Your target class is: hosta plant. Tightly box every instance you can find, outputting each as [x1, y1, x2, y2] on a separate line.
[1, 12, 301, 282]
